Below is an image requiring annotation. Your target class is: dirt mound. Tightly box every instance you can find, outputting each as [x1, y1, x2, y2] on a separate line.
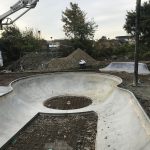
[7, 49, 99, 72]
[45, 48, 99, 71]
[8, 52, 53, 71]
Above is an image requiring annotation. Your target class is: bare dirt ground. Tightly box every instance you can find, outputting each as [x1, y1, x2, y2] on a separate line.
[2, 112, 98, 150]
[0, 72, 37, 86]
[44, 96, 92, 110]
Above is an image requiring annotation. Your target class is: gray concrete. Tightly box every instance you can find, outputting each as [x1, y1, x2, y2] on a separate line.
[0, 72, 150, 150]
[0, 86, 12, 96]
[100, 62, 150, 75]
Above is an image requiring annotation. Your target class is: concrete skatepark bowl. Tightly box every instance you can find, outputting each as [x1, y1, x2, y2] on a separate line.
[0, 72, 150, 149]
[100, 62, 150, 75]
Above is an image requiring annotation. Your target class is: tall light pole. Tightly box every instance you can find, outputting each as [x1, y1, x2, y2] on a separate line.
[134, 0, 141, 86]
[38, 30, 41, 39]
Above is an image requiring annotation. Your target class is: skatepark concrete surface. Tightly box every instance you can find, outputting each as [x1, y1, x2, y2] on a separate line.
[0, 86, 12, 96]
[0, 72, 150, 150]
[100, 62, 150, 75]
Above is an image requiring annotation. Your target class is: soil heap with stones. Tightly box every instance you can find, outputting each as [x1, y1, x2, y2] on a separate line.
[7, 49, 99, 72]
[45, 48, 99, 71]
[7, 52, 53, 72]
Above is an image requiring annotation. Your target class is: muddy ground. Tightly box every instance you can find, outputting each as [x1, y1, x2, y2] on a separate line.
[2, 112, 98, 150]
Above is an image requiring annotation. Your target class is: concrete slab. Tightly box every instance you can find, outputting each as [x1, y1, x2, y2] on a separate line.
[0, 72, 150, 150]
[100, 62, 150, 75]
[0, 86, 12, 96]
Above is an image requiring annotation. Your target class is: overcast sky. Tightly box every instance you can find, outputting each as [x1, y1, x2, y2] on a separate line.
[0, 0, 148, 40]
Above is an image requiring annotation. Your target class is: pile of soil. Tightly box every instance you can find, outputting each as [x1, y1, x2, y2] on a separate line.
[44, 96, 92, 110]
[45, 48, 99, 71]
[2, 112, 98, 150]
[7, 49, 100, 72]
[7, 52, 54, 72]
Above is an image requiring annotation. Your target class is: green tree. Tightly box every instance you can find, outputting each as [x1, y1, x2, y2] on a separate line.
[124, 0, 150, 45]
[0, 26, 23, 64]
[62, 2, 98, 52]
[0, 26, 47, 66]
[21, 28, 41, 52]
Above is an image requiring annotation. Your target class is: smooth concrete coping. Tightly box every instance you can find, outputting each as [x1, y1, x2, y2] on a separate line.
[100, 62, 150, 75]
[0, 72, 150, 150]
[0, 86, 12, 96]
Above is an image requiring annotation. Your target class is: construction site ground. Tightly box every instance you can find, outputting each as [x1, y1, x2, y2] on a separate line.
[0, 70, 150, 149]
[2, 112, 98, 150]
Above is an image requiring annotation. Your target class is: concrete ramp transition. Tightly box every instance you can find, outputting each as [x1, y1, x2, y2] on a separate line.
[100, 62, 150, 75]
[0, 72, 150, 149]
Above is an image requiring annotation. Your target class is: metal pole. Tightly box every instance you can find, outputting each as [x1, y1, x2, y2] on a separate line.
[134, 0, 141, 86]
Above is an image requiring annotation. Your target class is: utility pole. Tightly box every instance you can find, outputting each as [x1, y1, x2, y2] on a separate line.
[38, 30, 41, 39]
[134, 0, 141, 86]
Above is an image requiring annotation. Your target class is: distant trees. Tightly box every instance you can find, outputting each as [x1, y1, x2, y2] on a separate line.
[0, 26, 23, 64]
[0, 26, 47, 65]
[62, 2, 98, 53]
[124, 0, 150, 46]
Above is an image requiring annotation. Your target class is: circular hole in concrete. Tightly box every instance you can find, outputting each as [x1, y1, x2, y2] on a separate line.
[44, 96, 92, 110]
